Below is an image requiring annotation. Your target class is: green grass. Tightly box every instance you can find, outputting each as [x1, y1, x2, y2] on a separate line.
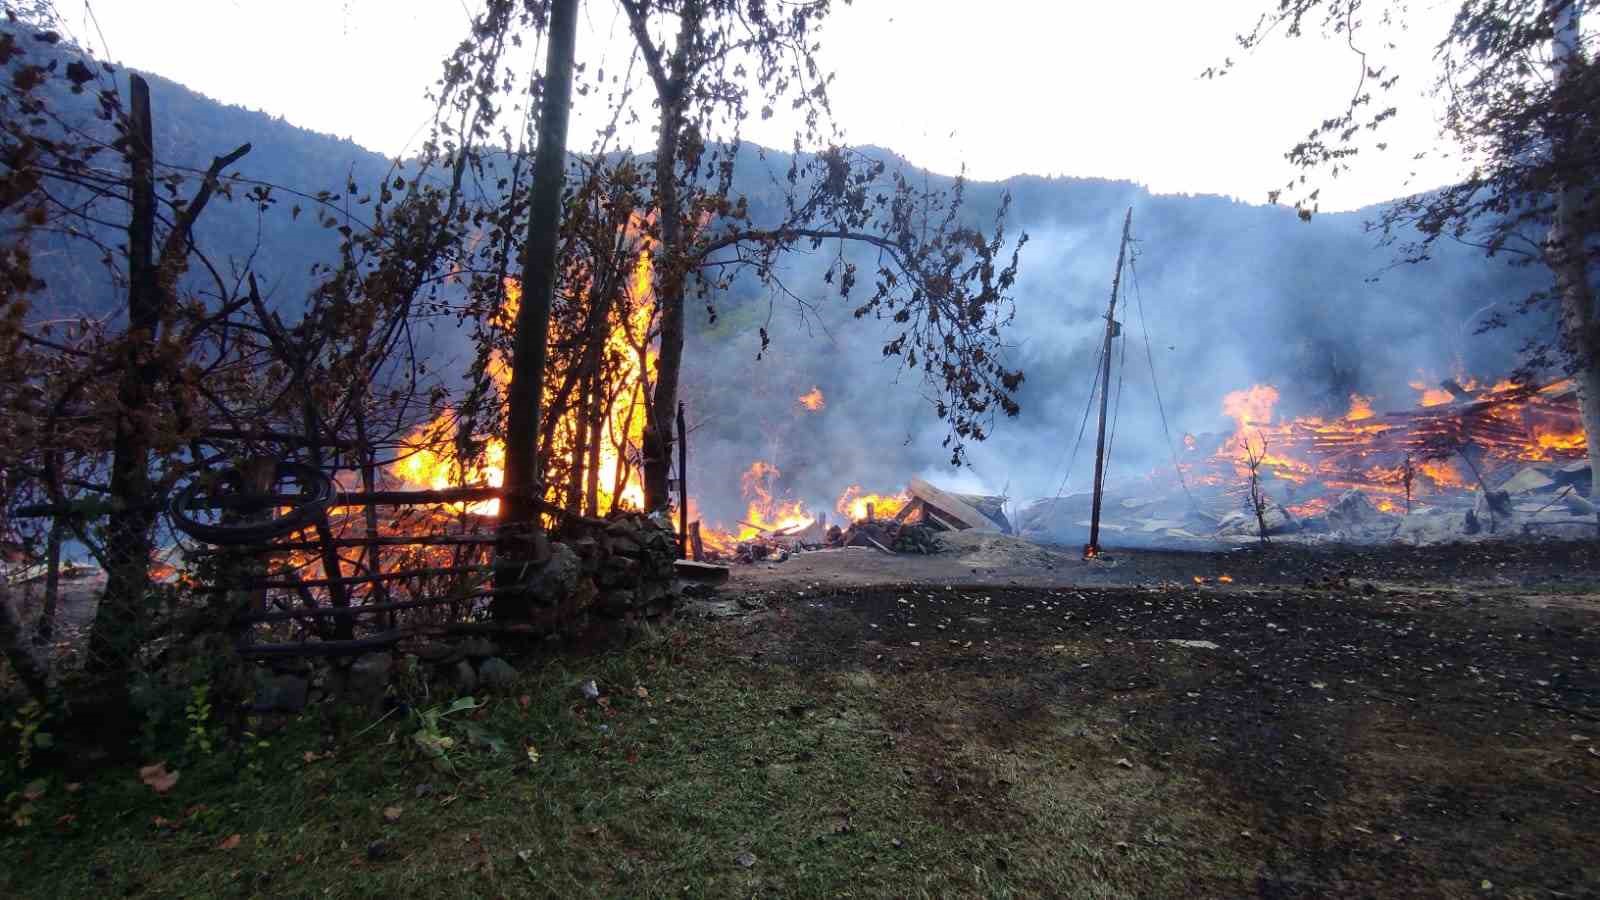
[2, 623, 1255, 898]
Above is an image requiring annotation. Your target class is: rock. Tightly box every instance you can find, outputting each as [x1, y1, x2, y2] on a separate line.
[597, 589, 634, 615]
[608, 534, 645, 556]
[454, 659, 478, 694]
[478, 657, 517, 691]
[577, 679, 601, 703]
[1499, 467, 1555, 495]
[409, 640, 457, 663]
[458, 637, 498, 659]
[339, 652, 393, 711]
[535, 542, 582, 598]
[253, 670, 309, 712]
[734, 850, 758, 869]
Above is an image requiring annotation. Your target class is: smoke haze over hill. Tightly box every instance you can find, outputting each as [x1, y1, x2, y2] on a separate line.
[15, 49, 1553, 531]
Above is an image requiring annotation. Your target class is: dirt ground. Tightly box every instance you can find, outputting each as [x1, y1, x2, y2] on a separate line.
[690, 535, 1600, 896]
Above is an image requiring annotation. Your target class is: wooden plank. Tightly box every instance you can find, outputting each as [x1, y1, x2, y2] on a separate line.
[862, 535, 895, 554]
[674, 559, 730, 581]
[893, 498, 922, 523]
[922, 508, 961, 532]
[907, 478, 1000, 532]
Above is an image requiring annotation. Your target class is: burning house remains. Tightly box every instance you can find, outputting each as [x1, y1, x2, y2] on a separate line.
[1021, 377, 1589, 547]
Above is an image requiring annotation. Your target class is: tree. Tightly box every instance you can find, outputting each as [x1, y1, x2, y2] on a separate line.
[430, 0, 1026, 532]
[1218, 0, 1599, 516]
[498, 0, 579, 547]
[615, 0, 1026, 512]
[2, 4, 477, 719]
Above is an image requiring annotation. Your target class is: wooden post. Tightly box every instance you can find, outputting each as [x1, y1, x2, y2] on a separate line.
[690, 521, 703, 561]
[1086, 207, 1133, 558]
[676, 401, 689, 558]
[866, 502, 875, 523]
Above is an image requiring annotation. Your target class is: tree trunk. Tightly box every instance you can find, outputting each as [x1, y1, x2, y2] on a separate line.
[1546, 0, 1600, 521]
[495, 0, 578, 612]
[0, 585, 48, 702]
[639, 2, 700, 513]
[34, 510, 61, 645]
[642, 116, 685, 512]
[90, 74, 159, 682]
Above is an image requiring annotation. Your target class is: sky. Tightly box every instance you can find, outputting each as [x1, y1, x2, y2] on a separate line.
[71, 0, 1464, 211]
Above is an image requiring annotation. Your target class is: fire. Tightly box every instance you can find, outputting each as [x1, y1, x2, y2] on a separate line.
[1410, 380, 1455, 407]
[835, 485, 908, 522]
[1418, 458, 1469, 490]
[1186, 374, 1585, 521]
[693, 462, 818, 554]
[798, 387, 825, 411]
[1221, 384, 1279, 433]
[1532, 423, 1585, 456]
[734, 461, 815, 538]
[392, 219, 660, 517]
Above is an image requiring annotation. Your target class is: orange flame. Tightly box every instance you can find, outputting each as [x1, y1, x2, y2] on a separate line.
[797, 387, 825, 411]
[1186, 374, 1584, 518]
[392, 218, 660, 517]
[835, 485, 908, 522]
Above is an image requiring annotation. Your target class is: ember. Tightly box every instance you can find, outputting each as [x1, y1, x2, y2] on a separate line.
[797, 386, 825, 411]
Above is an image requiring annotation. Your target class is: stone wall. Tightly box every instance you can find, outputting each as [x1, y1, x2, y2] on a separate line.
[252, 512, 681, 713]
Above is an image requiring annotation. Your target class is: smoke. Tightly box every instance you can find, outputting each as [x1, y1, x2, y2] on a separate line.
[678, 167, 1550, 530]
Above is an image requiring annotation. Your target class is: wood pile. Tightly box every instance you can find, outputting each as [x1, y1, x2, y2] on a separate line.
[829, 520, 942, 554]
[901, 477, 1013, 533]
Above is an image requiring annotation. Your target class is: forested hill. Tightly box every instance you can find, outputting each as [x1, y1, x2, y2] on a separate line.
[15, 32, 1552, 505]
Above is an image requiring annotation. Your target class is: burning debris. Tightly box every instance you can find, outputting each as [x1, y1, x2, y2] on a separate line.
[1023, 376, 1590, 548]
[685, 474, 1014, 564]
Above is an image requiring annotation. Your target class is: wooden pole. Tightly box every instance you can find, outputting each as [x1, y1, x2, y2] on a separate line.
[1086, 207, 1132, 558]
[676, 401, 689, 558]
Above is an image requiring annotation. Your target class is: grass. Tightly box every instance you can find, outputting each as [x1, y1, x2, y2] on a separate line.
[5, 579, 1595, 897]
[3, 622, 1248, 899]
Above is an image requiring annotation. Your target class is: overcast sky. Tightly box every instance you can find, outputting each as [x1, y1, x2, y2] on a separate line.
[74, 0, 1462, 211]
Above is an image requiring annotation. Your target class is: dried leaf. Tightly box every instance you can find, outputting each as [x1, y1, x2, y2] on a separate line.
[138, 763, 179, 794]
[382, 806, 403, 823]
[216, 834, 242, 851]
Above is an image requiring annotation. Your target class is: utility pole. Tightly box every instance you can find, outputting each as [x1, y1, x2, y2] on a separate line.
[1086, 207, 1132, 558]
